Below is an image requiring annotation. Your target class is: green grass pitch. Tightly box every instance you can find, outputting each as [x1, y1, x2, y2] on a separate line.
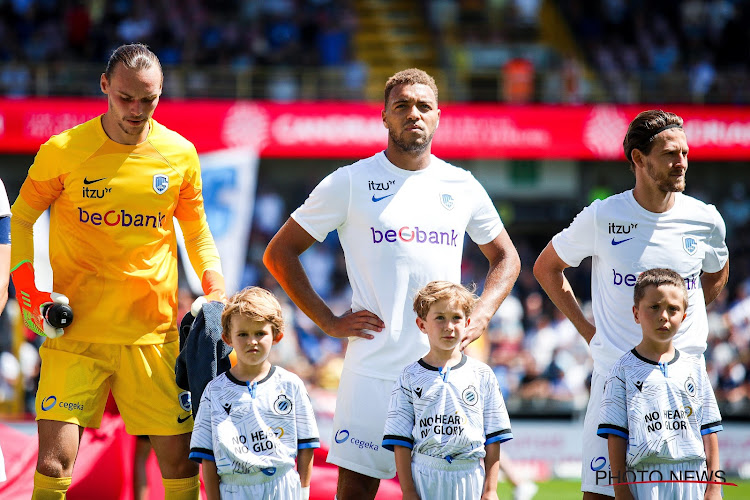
[496, 478, 750, 499]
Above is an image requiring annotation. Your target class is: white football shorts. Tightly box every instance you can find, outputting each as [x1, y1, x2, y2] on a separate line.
[412, 453, 483, 500]
[582, 369, 615, 497]
[326, 367, 398, 479]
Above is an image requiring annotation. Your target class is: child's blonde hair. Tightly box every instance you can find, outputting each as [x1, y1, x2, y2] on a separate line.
[413, 281, 478, 319]
[221, 287, 284, 339]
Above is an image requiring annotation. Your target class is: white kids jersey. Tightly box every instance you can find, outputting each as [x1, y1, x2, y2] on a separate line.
[189, 367, 320, 478]
[382, 355, 513, 461]
[552, 190, 727, 375]
[597, 349, 722, 467]
[292, 152, 503, 380]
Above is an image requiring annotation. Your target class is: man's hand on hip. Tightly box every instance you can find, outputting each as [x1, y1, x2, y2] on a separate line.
[324, 309, 384, 339]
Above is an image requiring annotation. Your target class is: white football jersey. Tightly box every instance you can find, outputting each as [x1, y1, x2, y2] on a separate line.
[382, 355, 513, 461]
[598, 349, 722, 467]
[292, 152, 503, 379]
[189, 367, 320, 477]
[552, 190, 727, 374]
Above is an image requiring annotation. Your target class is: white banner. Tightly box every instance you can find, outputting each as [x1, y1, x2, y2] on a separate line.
[177, 148, 258, 296]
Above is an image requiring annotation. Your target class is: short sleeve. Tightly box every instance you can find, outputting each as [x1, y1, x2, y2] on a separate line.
[291, 167, 350, 242]
[701, 205, 728, 274]
[382, 373, 416, 451]
[189, 388, 215, 462]
[465, 175, 503, 245]
[552, 200, 599, 267]
[482, 367, 513, 445]
[699, 367, 723, 435]
[597, 363, 629, 439]
[293, 378, 321, 450]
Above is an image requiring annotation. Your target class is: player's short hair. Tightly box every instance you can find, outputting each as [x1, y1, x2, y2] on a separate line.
[221, 287, 284, 339]
[413, 281, 478, 320]
[384, 68, 438, 106]
[105, 43, 162, 80]
[633, 268, 688, 309]
[623, 110, 684, 172]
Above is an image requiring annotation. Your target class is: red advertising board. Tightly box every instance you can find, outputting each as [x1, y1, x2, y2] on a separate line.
[1, 98, 749, 159]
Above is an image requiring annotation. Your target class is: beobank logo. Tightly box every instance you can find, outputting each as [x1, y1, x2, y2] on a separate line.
[78, 207, 166, 228]
[370, 226, 460, 247]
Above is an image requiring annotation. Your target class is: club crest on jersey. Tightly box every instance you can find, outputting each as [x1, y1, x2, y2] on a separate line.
[682, 235, 697, 256]
[153, 174, 169, 194]
[685, 376, 696, 397]
[273, 394, 293, 414]
[462, 385, 478, 406]
[440, 193, 455, 210]
[178, 391, 192, 412]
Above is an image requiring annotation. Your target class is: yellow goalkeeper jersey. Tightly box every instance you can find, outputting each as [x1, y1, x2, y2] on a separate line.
[12, 116, 219, 345]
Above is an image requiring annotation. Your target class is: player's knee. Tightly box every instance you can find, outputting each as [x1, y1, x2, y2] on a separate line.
[37, 454, 76, 478]
[159, 456, 198, 479]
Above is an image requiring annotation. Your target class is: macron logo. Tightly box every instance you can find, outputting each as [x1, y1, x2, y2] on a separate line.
[372, 194, 394, 202]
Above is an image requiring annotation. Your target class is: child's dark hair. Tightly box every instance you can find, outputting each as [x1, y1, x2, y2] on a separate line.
[221, 287, 284, 339]
[633, 268, 688, 309]
[384, 68, 438, 106]
[413, 281, 478, 320]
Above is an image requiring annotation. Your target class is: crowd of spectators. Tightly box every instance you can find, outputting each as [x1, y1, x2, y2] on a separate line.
[0, 0, 360, 98]
[561, 0, 750, 103]
[1, 0, 747, 104]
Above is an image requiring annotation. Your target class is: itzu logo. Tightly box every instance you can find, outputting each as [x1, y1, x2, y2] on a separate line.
[462, 385, 478, 406]
[682, 235, 698, 256]
[273, 395, 293, 415]
[41, 395, 57, 411]
[178, 391, 192, 412]
[153, 174, 169, 194]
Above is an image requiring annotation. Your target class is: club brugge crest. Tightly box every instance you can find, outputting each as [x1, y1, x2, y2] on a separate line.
[440, 193, 454, 210]
[273, 394, 293, 414]
[682, 235, 697, 256]
[462, 385, 478, 406]
[684, 376, 696, 397]
[153, 174, 169, 194]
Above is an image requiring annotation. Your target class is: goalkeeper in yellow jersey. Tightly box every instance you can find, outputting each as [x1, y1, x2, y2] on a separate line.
[10, 43, 225, 500]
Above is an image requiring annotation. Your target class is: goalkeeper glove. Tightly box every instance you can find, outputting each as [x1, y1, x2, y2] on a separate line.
[11, 260, 70, 338]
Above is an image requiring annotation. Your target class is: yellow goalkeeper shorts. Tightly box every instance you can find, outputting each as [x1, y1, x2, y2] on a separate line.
[37, 337, 193, 436]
